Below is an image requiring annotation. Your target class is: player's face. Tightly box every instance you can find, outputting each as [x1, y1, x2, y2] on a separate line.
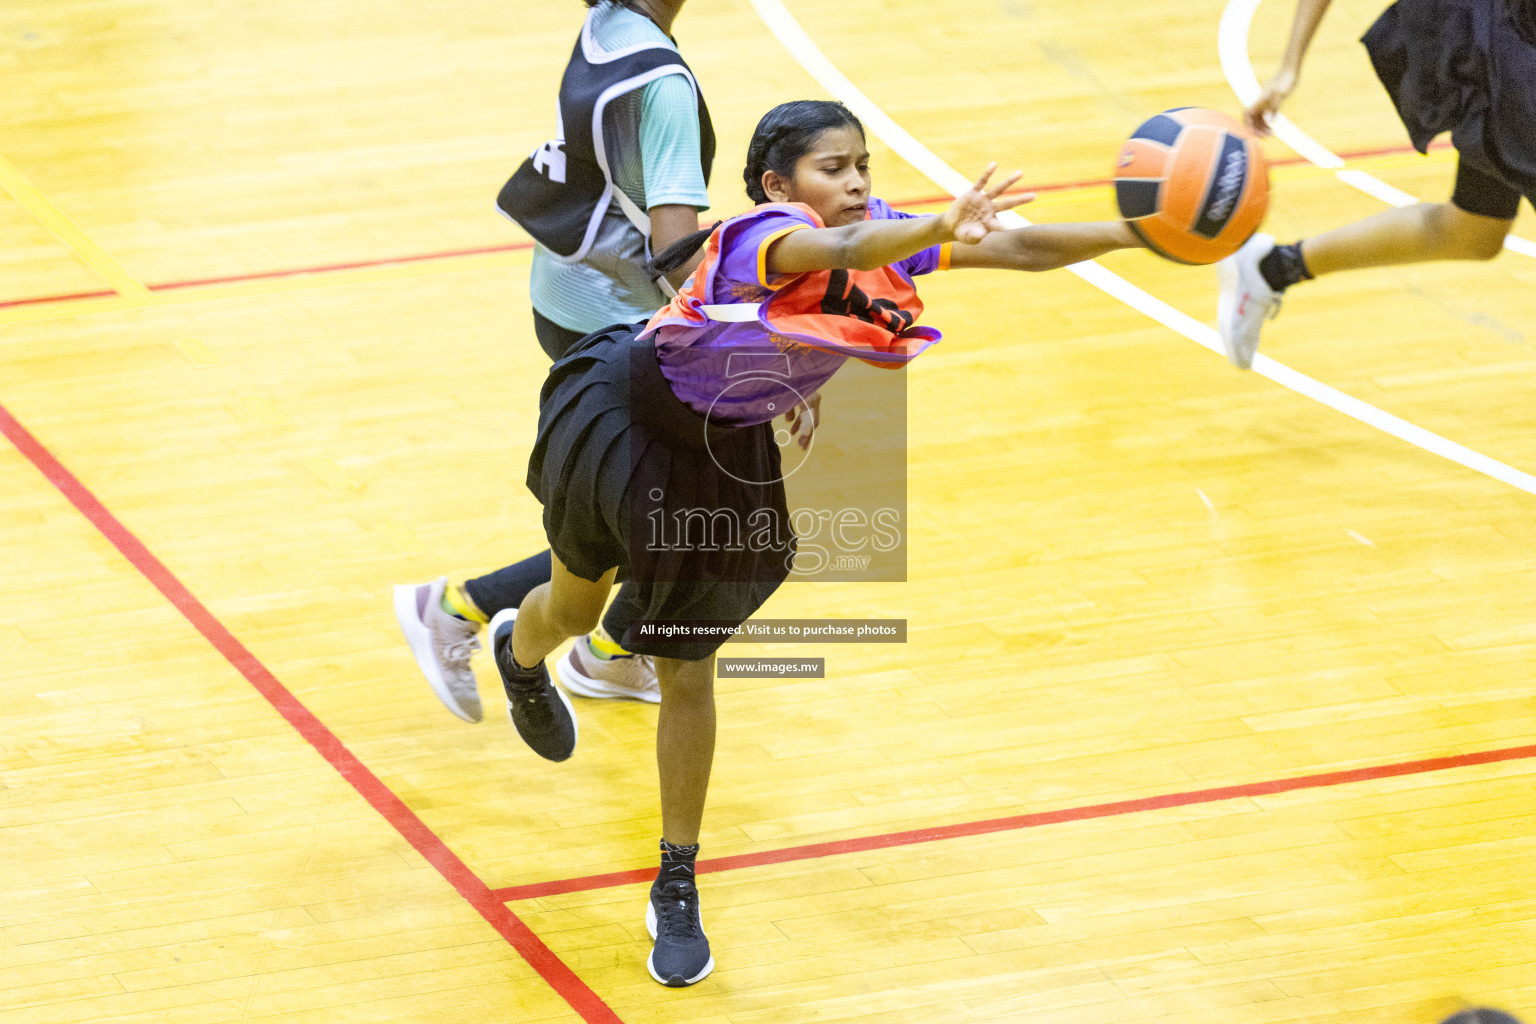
[786, 126, 872, 227]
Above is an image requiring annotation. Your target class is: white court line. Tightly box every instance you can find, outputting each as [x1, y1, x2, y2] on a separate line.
[1218, 0, 1536, 257]
[747, 0, 1536, 498]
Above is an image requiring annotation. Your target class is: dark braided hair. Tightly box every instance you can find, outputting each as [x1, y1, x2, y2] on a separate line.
[648, 100, 867, 280]
[743, 101, 865, 204]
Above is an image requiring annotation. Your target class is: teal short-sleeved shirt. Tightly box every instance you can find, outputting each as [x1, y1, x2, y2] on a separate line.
[529, 2, 711, 335]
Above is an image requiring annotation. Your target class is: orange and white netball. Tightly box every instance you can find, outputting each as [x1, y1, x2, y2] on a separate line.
[1114, 106, 1270, 265]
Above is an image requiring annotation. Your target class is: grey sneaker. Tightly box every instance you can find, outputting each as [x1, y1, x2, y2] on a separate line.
[557, 638, 660, 703]
[1216, 232, 1280, 370]
[489, 608, 578, 762]
[393, 577, 482, 722]
[646, 878, 713, 987]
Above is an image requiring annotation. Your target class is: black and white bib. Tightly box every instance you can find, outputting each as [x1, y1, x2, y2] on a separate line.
[497, 8, 715, 264]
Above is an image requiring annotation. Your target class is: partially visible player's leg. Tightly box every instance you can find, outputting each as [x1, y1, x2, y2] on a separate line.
[436, 556, 661, 705]
[394, 308, 656, 717]
[557, 581, 661, 703]
[654, 655, 715, 848]
[1217, 158, 1519, 368]
[393, 559, 540, 723]
[646, 654, 716, 987]
[462, 552, 552, 621]
[530, 309, 663, 701]
[400, 543, 658, 718]
[1300, 194, 1513, 276]
[392, 577, 485, 722]
[506, 553, 613, 675]
[489, 553, 615, 762]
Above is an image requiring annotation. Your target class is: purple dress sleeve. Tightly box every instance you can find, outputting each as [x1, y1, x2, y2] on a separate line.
[867, 198, 947, 278]
[710, 199, 946, 295]
[712, 206, 821, 300]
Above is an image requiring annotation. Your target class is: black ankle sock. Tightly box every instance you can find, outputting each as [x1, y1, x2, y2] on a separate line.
[1258, 241, 1313, 292]
[657, 839, 699, 886]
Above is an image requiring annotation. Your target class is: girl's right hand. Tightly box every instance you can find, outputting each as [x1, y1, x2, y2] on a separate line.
[942, 164, 1033, 244]
[1245, 67, 1298, 137]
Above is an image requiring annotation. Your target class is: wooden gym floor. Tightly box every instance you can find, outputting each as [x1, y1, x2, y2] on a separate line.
[2, 0, 1534, 1021]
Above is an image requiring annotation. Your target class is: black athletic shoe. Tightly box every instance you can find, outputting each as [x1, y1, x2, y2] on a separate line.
[488, 609, 577, 762]
[646, 877, 713, 986]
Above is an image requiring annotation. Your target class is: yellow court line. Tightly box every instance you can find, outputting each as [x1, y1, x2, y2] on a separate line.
[0, 151, 151, 299]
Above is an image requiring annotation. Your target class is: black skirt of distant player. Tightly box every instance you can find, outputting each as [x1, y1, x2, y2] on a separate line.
[526, 322, 796, 660]
[1363, 0, 1536, 204]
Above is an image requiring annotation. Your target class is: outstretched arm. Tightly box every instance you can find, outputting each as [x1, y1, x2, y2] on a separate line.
[948, 221, 1141, 272]
[1245, 0, 1335, 136]
[766, 164, 1028, 275]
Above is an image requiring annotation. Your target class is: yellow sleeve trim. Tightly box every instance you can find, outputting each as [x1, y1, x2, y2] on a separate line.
[938, 243, 952, 272]
[757, 223, 811, 289]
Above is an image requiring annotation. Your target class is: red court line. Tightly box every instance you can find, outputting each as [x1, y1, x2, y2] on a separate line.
[149, 240, 538, 292]
[7, 342, 1532, 1005]
[0, 402, 625, 1024]
[0, 288, 117, 310]
[888, 139, 1457, 209]
[1, 139, 1454, 314]
[493, 741, 1536, 902]
[0, 244, 538, 311]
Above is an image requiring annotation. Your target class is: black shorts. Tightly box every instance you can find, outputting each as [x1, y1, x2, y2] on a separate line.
[525, 324, 796, 660]
[1451, 158, 1526, 219]
[532, 309, 592, 361]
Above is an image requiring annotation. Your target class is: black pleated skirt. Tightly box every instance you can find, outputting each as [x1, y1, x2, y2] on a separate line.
[1363, 0, 1536, 199]
[526, 323, 796, 660]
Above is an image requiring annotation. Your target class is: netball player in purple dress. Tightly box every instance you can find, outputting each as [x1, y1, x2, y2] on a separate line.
[492, 99, 1145, 986]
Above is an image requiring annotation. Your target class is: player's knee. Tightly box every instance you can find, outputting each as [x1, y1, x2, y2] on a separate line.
[1439, 203, 1510, 260]
[548, 601, 603, 639]
[1463, 231, 1507, 261]
[656, 658, 714, 703]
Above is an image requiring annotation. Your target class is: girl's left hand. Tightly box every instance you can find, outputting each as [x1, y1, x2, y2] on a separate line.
[785, 392, 822, 451]
[942, 164, 1033, 244]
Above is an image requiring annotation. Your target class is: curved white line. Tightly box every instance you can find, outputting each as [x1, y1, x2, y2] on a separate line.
[747, 0, 1536, 497]
[1218, 0, 1536, 256]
